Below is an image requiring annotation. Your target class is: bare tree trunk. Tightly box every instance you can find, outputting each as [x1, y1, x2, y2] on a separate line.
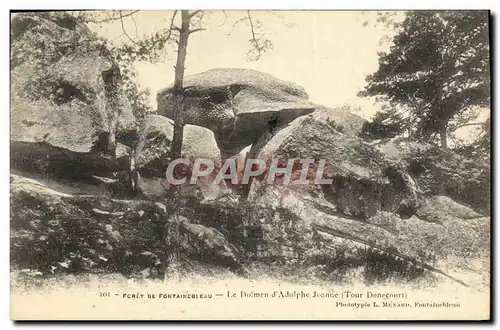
[166, 10, 193, 280]
[439, 119, 448, 150]
[169, 10, 191, 161]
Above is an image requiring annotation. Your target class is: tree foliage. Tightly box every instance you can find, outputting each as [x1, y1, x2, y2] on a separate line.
[360, 106, 407, 140]
[359, 10, 490, 149]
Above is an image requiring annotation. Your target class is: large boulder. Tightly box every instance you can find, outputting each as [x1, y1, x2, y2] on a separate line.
[134, 115, 222, 198]
[248, 114, 419, 220]
[10, 12, 137, 182]
[157, 68, 317, 157]
[312, 104, 367, 136]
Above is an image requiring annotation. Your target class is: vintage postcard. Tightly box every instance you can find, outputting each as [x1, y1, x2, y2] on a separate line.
[10, 9, 491, 320]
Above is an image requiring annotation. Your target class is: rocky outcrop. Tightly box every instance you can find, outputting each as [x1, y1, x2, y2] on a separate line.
[157, 68, 317, 157]
[237, 112, 490, 285]
[10, 12, 137, 183]
[375, 139, 490, 215]
[10, 174, 246, 278]
[248, 185, 489, 286]
[11, 170, 489, 286]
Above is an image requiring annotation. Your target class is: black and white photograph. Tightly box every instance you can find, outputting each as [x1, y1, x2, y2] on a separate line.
[8, 9, 491, 320]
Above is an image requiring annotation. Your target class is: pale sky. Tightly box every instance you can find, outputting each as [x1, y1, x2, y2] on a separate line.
[89, 10, 400, 120]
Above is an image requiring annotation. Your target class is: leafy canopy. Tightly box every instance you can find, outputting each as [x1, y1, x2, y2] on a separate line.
[360, 11, 490, 144]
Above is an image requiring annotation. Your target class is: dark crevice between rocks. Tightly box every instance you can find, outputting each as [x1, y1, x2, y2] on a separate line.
[10, 141, 127, 190]
[305, 189, 363, 222]
[408, 159, 429, 176]
[137, 159, 168, 179]
[102, 64, 121, 85]
[385, 166, 407, 191]
[384, 165, 418, 219]
[323, 176, 375, 220]
[90, 132, 115, 155]
[229, 84, 243, 98]
[239, 117, 290, 199]
[52, 81, 87, 105]
[116, 130, 139, 149]
[397, 204, 418, 220]
[46, 13, 78, 30]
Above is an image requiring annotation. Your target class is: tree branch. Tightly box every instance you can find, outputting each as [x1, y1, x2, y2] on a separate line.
[131, 13, 140, 39]
[129, 10, 178, 56]
[219, 10, 228, 27]
[164, 10, 178, 41]
[451, 122, 485, 130]
[246, 10, 270, 61]
[246, 10, 257, 42]
[188, 28, 206, 34]
[267, 10, 296, 28]
[226, 16, 249, 37]
[119, 10, 141, 46]
[116, 10, 140, 20]
[86, 10, 140, 24]
[189, 10, 202, 18]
